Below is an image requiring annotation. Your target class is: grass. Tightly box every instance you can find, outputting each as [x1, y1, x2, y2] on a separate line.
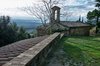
[61, 36, 100, 66]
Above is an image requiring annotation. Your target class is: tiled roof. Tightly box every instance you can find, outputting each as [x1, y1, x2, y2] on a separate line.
[0, 36, 48, 66]
[60, 21, 91, 27]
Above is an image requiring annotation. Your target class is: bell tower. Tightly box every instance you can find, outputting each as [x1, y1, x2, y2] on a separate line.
[51, 6, 60, 23]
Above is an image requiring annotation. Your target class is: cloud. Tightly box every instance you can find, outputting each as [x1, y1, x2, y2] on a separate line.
[0, 8, 30, 17]
[63, 0, 96, 17]
[0, 0, 37, 17]
[65, 0, 95, 9]
[0, 0, 96, 21]
[0, 0, 40, 9]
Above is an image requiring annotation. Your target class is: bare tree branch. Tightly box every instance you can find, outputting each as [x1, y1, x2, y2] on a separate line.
[21, 0, 72, 27]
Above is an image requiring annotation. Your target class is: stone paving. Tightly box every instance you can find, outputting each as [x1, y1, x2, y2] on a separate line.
[0, 35, 48, 66]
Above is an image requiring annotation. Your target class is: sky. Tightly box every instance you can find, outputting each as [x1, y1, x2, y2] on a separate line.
[0, 0, 96, 21]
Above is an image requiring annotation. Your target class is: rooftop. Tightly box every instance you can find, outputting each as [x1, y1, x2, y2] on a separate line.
[61, 21, 92, 27]
[0, 35, 48, 66]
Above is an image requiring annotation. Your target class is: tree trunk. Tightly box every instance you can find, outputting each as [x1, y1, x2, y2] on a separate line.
[96, 16, 99, 25]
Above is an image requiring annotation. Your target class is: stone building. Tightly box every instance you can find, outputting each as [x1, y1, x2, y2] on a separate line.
[60, 21, 92, 36]
[37, 6, 93, 36]
[37, 26, 48, 36]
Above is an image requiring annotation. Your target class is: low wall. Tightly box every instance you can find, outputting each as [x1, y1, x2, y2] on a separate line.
[3, 33, 61, 66]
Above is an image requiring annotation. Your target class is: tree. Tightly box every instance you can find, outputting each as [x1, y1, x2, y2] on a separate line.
[18, 27, 31, 40]
[79, 16, 81, 22]
[82, 17, 84, 23]
[87, 11, 95, 20]
[76, 16, 84, 22]
[22, 0, 56, 26]
[22, 0, 68, 27]
[95, 0, 100, 9]
[0, 16, 16, 46]
[87, 9, 100, 25]
[87, 0, 100, 24]
[0, 16, 31, 47]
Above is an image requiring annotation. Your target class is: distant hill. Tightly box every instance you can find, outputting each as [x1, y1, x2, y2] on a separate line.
[11, 19, 42, 33]
[11, 19, 42, 29]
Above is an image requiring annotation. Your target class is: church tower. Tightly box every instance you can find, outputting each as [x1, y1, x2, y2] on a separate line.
[51, 6, 60, 24]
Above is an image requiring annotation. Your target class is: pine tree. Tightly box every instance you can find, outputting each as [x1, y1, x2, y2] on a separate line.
[95, 0, 100, 9]
[82, 17, 84, 23]
[79, 16, 81, 22]
[0, 16, 31, 47]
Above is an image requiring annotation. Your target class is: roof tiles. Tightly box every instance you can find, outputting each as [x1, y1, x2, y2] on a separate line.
[61, 21, 91, 27]
[0, 36, 48, 66]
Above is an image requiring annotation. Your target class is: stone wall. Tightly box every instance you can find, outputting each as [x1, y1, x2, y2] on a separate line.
[69, 27, 91, 36]
[90, 26, 96, 36]
[37, 28, 47, 36]
[3, 33, 61, 66]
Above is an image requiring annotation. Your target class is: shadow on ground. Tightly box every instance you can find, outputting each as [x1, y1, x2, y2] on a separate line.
[46, 37, 85, 66]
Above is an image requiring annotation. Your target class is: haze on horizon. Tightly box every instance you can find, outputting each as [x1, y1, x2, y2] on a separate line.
[0, 0, 96, 21]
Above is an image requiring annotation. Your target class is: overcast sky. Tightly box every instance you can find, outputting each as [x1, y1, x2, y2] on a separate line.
[0, 0, 96, 21]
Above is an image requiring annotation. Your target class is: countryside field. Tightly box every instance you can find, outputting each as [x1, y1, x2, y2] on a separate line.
[62, 36, 100, 66]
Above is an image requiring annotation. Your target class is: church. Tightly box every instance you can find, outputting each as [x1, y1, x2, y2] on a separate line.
[37, 6, 93, 36]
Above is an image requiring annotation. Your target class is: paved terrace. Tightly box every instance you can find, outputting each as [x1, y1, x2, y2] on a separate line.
[0, 35, 49, 66]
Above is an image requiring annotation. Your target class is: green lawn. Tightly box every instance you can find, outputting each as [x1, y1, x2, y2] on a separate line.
[61, 36, 100, 66]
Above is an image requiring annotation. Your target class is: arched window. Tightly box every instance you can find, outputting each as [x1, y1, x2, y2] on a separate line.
[55, 10, 57, 20]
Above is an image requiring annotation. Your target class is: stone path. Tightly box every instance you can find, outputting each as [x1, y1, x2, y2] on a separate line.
[0, 35, 48, 66]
